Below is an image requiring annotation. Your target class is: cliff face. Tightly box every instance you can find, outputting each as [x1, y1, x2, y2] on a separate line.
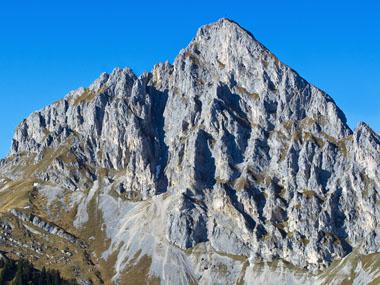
[0, 19, 379, 284]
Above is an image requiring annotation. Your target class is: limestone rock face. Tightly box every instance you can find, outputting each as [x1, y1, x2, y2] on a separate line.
[1, 19, 379, 284]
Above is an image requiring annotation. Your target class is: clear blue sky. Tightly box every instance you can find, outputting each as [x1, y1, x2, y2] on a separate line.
[1, 0, 379, 158]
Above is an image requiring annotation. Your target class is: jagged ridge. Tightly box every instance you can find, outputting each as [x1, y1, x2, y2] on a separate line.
[0, 18, 379, 284]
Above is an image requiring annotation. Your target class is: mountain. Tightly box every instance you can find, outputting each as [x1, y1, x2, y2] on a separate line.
[0, 18, 379, 284]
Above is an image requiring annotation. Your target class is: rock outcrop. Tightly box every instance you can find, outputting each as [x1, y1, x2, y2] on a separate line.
[10, 209, 78, 244]
[1, 18, 379, 284]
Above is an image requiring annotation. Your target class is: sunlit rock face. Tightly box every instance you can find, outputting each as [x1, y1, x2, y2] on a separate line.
[1, 18, 379, 284]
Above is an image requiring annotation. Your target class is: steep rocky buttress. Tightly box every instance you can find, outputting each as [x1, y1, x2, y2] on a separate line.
[0, 19, 379, 284]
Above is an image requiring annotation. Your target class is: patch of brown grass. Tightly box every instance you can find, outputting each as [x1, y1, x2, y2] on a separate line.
[216, 59, 226, 69]
[119, 253, 160, 285]
[235, 86, 259, 100]
[74, 88, 97, 105]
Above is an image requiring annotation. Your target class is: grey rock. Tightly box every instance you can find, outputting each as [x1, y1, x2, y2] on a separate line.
[1, 18, 379, 283]
[10, 209, 77, 243]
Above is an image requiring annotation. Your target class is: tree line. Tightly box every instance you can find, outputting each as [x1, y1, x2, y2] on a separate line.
[0, 256, 76, 285]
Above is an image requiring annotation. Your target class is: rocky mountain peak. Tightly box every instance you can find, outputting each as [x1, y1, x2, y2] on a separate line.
[194, 18, 260, 47]
[0, 19, 379, 284]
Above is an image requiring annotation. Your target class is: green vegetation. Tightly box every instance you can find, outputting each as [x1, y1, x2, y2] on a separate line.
[301, 237, 310, 246]
[0, 257, 76, 285]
